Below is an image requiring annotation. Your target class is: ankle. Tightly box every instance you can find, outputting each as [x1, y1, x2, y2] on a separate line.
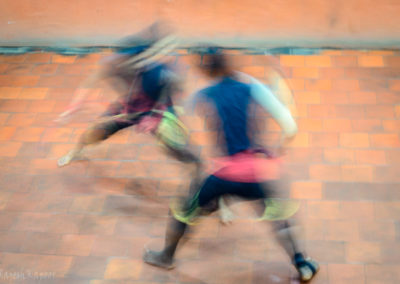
[293, 252, 305, 267]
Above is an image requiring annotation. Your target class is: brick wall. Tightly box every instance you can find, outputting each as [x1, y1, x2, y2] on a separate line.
[1, 0, 400, 46]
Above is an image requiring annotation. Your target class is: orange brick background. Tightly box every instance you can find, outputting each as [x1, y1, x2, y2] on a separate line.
[0, 50, 399, 283]
[1, 0, 400, 46]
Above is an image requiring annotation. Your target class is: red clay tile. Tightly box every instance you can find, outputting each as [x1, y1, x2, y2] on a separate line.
[305, 79, 331, 91]
[340, 132, 370, 148]
[305, 56, 331, 67]
[0, 55, 27, 63]
[320, 91, 349, 104]
[285, 148, 323, 164]
[328, 263, 365, 284]
[310, 133, 338, 147]
[359, 220, 396, 242]
[0, 63, 9, 73]
[25, 53, 52, 63]
[348, 91, 377, 104]
[36, 75, 65, 87]
[323, 118, 352, 132]
[0, 99, 29, 112]
[360, 78, 389, 92]
[5, 192, 42, 212]
[287, 132, 309, 148]
[42, 127, 72, 142]
[332, 56, 358, 67]
[309, 165, 342, 182]
[374, 202, 400, 220]
[359, 55, 385, 67]
[365, 264, 400, 284]
[290, 181, 322, 199]
[79, 215, 117, 235]
[52, 55, 77, 64]
[0, 141, 22, 157]
[62, 76, 86, 88]
[307, 200, 342, 220]
[378, 91, 400, 104]
[47, 214, 84, 234]
[69, 195, 105, 214]
[308, 105, 336, 118]
[355, 149, 386, 165]
[20, 232, 61, 254]
[341, 165, 374, 182]
[104, 258, 142, 280]
[294, 91, 320, 104]
[0, 212, 19, 230]
[319, 67, 346, 79]
[31, 64, 59, 75]
[91, 235, 135, 257]
[305, 240, 346, 262]
[292, 67, 319, 78]
[6, 113, 36, 126]
[346, 242, 382, 263]
[57, 64, 83, 75]
[0, 253, 73, 278]
[27, 99, 56, 113]
[296, 118, 322, 132]
[339, 201, 375, 220]
[66, 256, 108, 279]
[375, 166, 400, 183]
[0, 231, 27, 253]
[11, 75, 40, 87]
[280, 55, 305, 67]
[4, 64, 33, 75]
[0, 126, 16, 140]
[57, 234, 96, 256]
[335, 105, 365, 119]
[13, 212, 53, 232]
[352, 119, 382, 132]
[18, 87, 48, 100]
[0, 86, 22, 99]
[370, 133, 400, 148]
[366, 105, 395, 118]
[239, 66, 265, 78]
[28, 158, 59, 175]
[324, 220, 359, 241]
[0, 113, 9, 125]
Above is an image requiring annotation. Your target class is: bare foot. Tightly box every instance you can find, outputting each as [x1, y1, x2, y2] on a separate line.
[219, 206, 234, 225]
[143, 249, 175, 270]
[218, 198, 234, 225]
[57, 150, 85, 167]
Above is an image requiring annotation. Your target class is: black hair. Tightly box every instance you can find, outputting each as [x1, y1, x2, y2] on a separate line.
[193, 45, 231, 77]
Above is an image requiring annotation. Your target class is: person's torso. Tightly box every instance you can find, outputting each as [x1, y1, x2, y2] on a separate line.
[124, 63, 174, 112]
[201, 77, 253, 156]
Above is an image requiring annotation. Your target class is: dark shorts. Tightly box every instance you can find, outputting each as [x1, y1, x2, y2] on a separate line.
[197, 175, 267, 207]
[174, 175, 277, 223]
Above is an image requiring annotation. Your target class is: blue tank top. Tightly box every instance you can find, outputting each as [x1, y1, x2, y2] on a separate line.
[199, 77, 253, 156]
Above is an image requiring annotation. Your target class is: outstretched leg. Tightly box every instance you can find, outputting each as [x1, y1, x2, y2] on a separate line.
[58, 116, 134, 167]
[58, 127, 107, 167]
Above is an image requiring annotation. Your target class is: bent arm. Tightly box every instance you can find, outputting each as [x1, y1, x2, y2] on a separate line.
[249, 78, 298, 138]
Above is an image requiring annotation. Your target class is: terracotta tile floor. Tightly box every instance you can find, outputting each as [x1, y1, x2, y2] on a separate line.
[0, 50, 399, 283]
